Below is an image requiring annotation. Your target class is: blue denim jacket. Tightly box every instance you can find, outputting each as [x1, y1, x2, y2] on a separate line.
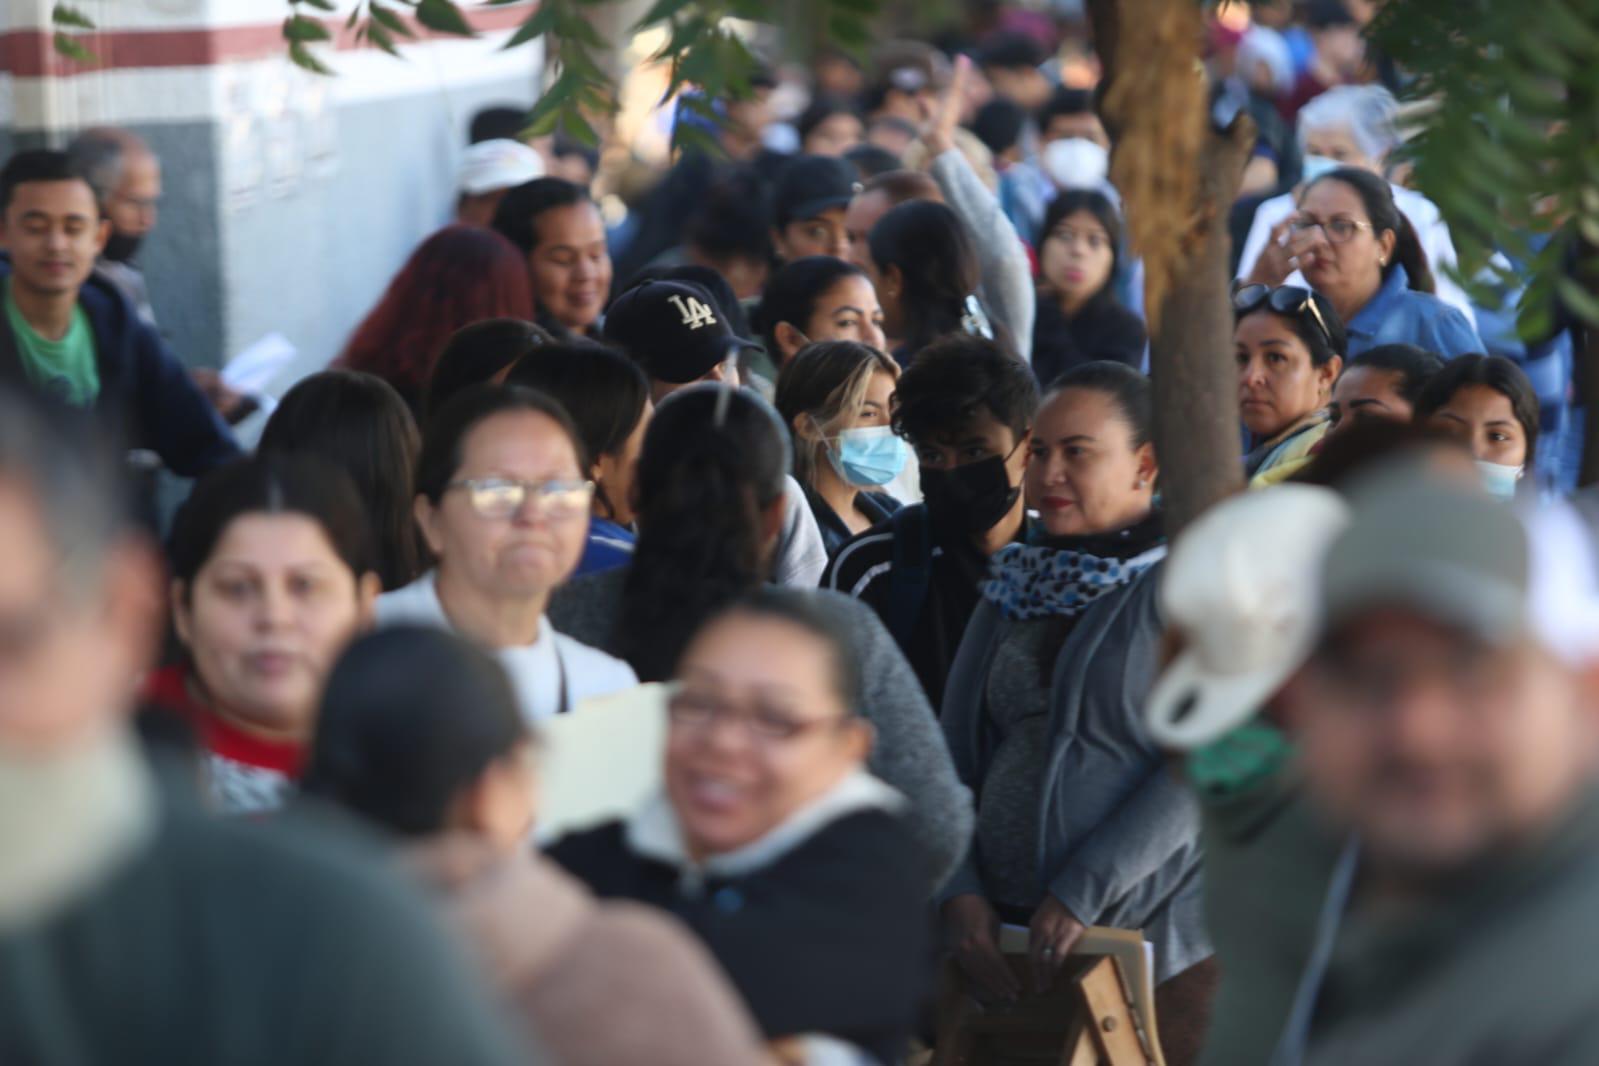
[1345, 264, 1483, 359]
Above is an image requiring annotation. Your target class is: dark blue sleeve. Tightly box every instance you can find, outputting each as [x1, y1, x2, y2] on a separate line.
[129, 321, 241, 477]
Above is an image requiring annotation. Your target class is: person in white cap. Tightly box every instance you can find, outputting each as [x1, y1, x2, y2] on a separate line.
[1144, 482, 1352, 1066]
[1267, 471, 1599, 1065]
[456, 138, 544, 229]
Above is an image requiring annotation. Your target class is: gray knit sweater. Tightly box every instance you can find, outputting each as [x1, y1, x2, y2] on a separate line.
[548, 567, 974, 894]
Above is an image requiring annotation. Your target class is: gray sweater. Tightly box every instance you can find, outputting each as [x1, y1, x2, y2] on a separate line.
[929, 148, 1036, 364]
[939, 570, 1210, 982]
[549, 567, 974, 894]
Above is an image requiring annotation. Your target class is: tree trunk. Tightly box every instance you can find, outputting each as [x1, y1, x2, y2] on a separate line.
[1149, 119, 1254, 537]
[1084, 0, 1250, 537]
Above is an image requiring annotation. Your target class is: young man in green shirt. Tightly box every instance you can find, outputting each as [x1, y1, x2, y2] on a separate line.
[0, 150, 236, 476]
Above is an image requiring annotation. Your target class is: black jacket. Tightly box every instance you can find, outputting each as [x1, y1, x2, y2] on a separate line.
[1030, 290, 1147, 387]
[0, 255, 239, 477]
[804, 483, 901, 559]
[550, 807, 931, 1064]
[822, 503, 1001, 711]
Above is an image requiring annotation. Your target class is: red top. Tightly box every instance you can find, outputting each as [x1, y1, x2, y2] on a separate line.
[142, 664, 306, 812]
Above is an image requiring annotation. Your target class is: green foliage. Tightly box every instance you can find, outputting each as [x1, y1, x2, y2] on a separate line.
[1371, 0, 1599, 335]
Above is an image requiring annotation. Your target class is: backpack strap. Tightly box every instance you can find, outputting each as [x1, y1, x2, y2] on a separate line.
[883, 505, 934, 650]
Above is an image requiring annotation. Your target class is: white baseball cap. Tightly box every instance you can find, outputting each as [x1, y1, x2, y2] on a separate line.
[458, 138, 543, 196]
[1146, 484, 1351, 750]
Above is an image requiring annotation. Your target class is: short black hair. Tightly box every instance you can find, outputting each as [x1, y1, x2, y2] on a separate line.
[845, 144, 904, 179]
[1412, 353, 1541, 464]
[1048, 361, 1153, 449]
[1037, 87, 1095, 129]
[550, 134, 599, 175]
[469, 105, 528, 145]
[692, 588, 866, 715]
[1307, 0, 1355, 30]
[684, 167, 773, 266]
[754, 255, 867, 357]
[1347, 344, 1445, 407]
[259, 371, 423, 592]
[797, 95, 862, 146]
[972, 99, 1028, 157]
[490, 177, 591, 256]
[426, 318, 552, 422]
[0, 149, 92, 216]
[415, 384, 589, 504]
[170, 454, 376, 591]
[892, 333, 1040, 447]
[976, 31, 1045, 72]
[303, 626, 528, 836]
[504, 342, 649, 516]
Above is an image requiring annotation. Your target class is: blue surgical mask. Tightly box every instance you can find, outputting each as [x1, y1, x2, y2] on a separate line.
[827, 426, 908, 487]
[1476, 459, 1523, 500]
[1300, 154, 1341, 184]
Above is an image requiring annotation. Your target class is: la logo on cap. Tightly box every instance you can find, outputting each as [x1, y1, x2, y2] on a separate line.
[669, 293, 717, 331]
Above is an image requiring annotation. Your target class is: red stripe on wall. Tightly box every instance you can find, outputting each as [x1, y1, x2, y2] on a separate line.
[2, 3, 536, 78]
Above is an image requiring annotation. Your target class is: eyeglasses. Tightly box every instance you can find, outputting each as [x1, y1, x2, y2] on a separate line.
[1288, 216, 1372, 245]
[664, 682, 848, 746]
[1232, 283, 1334, 350]
[446, 477, 594, 521]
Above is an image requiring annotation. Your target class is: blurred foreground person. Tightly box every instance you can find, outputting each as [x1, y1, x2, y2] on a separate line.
[1275, 472, 1599, 1064]
[0, 389, 526, 1065]
[148, 455, 380, 813]
[304, 627, 766, 1066]
[550, 386, 972, 888]
[552, 590, 930, 1065]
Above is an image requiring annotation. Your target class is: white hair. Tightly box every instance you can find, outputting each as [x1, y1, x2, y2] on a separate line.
[1238, 27, 1294, 96]
[1296, 84, 1401, 161]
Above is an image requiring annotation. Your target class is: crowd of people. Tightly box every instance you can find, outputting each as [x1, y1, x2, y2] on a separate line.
[1, 2, 1596, 1064]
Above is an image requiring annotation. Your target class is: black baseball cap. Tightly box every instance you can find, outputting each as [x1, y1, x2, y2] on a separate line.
[602, 280, 758, 385]
[772, 155, 860, 230]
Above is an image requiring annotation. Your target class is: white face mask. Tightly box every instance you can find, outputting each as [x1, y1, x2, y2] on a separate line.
[1300, 153, 1341, 184]
[1042, 137, 1110, 191]
[1476, 459, 1524, 501]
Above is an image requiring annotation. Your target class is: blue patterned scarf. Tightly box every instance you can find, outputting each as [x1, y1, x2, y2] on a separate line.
[981, 515, 1167, 622]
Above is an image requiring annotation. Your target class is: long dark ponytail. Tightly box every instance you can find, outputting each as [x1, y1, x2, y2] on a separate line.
[1304, 166, 1435, 294]
[869, 199, 982, 355]
[614, 385, 792, 681]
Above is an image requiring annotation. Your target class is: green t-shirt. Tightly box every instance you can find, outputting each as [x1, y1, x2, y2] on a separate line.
[3, 277, 99, 406]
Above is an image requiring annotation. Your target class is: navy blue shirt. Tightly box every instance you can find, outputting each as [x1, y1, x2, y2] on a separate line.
[575, 517, 635, 577]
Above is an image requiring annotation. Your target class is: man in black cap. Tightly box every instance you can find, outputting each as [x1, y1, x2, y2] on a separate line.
[770, 155, 858, 263]
[602, 278, 758, 404]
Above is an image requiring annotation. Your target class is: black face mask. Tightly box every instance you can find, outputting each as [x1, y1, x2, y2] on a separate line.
[101, 231, 143, 265]
[921, 452, 1022, 535]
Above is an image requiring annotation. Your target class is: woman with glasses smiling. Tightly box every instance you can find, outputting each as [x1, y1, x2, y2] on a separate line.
[1288, 166, 1481, 359]
[551, 589, 929, 1065]
[377, 384, 637, 723]
[1235, 283, 1349, 486]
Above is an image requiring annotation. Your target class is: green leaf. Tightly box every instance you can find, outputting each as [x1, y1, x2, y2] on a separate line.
[51, 4, 96, 29]
[558, 12, 607, 50]
[346, 5, 362, 30]
[504, 3, 560, 49]
[1557, 275, 1599, 326]
[559, 107, 599, 148]
[283, 14, 333, 42]
[52, 31, 96, 63]
[289, 40, 335, 75]
[633, 0, 697, 32]
[415, 0, 475, 37]
[297, 0, 338, 11]
[370, 4, 417, 38]
[366, 21, 403, 56]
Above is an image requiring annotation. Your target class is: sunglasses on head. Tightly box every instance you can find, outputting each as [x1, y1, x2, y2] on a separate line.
[1232, 283, 1333, 349]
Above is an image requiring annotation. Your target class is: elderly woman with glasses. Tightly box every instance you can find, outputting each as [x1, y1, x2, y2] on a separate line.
[1286, 166, 1481, 360]
[550, 588, 930, 1066]
[1235, 283, 1350, 487]
[377, 384, 637, 722]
